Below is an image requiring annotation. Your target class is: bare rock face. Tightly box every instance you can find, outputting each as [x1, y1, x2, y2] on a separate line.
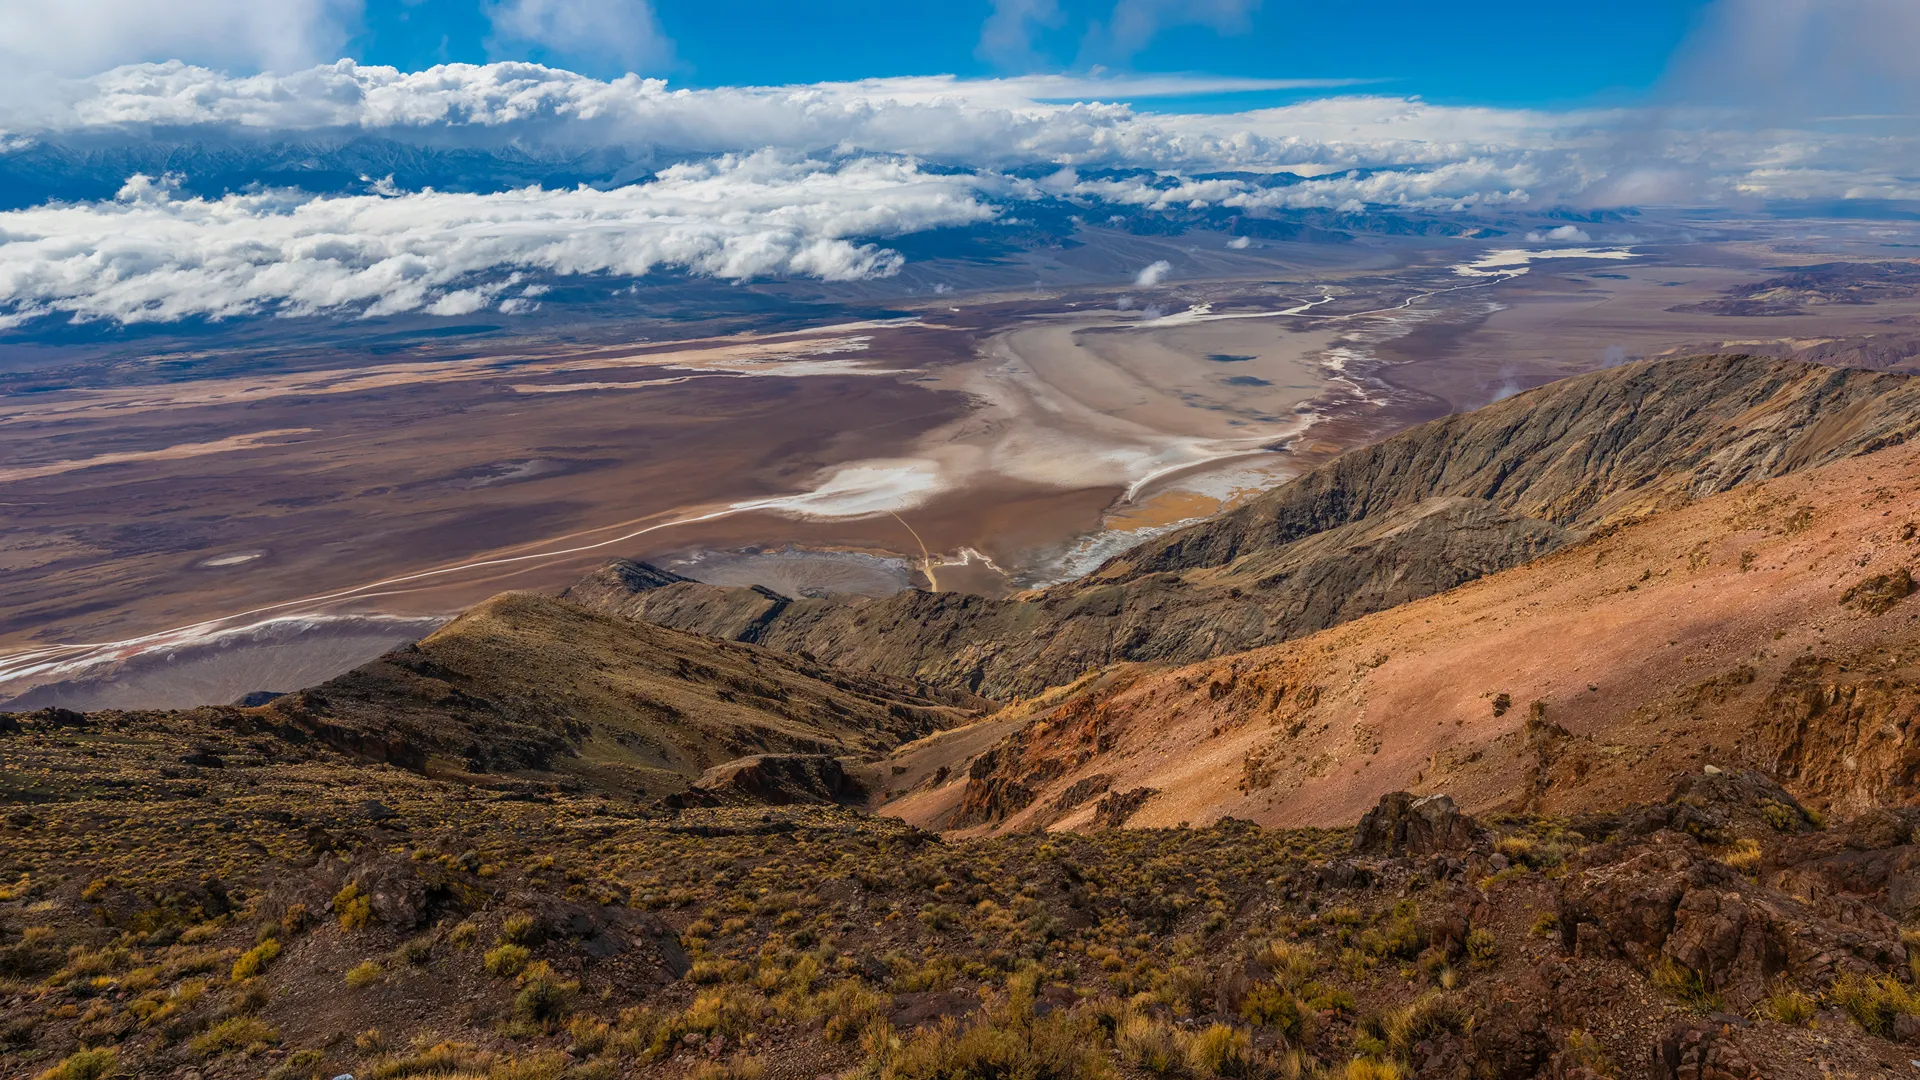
[1091, 787, 1159, 829]
[670, 754, 866, 807]
[1623, 768, 1818, 842]
[1655, 1020, 1759, 1080]
[346, 854, 433, 930]
[1557, 829, 1905, 1012]
[1352, 792, 1487, 856]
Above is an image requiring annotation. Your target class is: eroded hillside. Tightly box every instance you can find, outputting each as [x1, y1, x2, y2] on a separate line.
[573, 356, 1920, 700]
[891, 431, 1920, 834]
[225, 592, 981, 798]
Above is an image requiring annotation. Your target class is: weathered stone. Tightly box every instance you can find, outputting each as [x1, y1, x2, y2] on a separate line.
[1353, 792, 1487, 856]
[669, 754, 865, 808]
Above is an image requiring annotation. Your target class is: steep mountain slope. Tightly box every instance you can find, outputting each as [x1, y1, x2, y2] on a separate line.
[251, 591, 980, 796]
[572, 355, 1920, 700]
[885, 432, 1920, 833]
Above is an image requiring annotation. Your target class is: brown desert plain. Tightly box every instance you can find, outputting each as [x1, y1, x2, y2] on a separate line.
[4, 227, 1920, 708]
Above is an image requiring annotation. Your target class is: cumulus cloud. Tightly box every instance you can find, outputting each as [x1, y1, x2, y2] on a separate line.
[0, 153, 999, 328]
[486, 0, 672, 75]
[0, 0, 359, 78]
[10, 62, 1911, 207]
[1134, 260, 1171, 286]
[4, 56, 1920, 328]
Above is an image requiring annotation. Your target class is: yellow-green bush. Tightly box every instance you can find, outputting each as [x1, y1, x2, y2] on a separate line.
[484, 943, 531, 978]
[1832, 972, 1920, 1037]
[190, 1015, 279, 1058]
[231, 938, 281, 982]
[34, 1049, 118, 1080]
[334, 884, 374, 932]
[1186, 1023, 1252, 1078]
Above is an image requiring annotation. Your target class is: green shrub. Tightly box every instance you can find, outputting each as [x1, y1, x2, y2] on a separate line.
[484, 943, 531, 978]
[512, 963, 578, 1030]
[1650, 958, 1724, 1013]
[1761, 985, 1815, 1026]
[264, 1049, 326, 1080]
[190, 1015, 279, 1057]
[1385, 992, 1465, 1058]
[231, 938, 281, 982]
[876, 1008, 1113, 1080]
[1186, 1023, 1253, 1078]
[34, 1049, 118, 1080]
[1115, 1012, 1187, 1076]
[334, 884, 374, 932]
[1240, 982, 1306, 1042]
[1831, 972, 1918, 1037]
[395, 935, 434, 966]
[345, 961, 383, 989]
[366, 1041, 491, 1079]
[499, 913, 542, 945]
[1465, 928, 1498, 968]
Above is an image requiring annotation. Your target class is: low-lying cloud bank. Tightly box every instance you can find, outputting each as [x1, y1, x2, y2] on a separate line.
[0, 62, 1916, 327]
[0, 153, 1000, 327]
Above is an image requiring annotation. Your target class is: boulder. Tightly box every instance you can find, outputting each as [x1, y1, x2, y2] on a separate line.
[1352, 792, 1487, 856]
[346, 855, 431, 930]
[1655, 1020, 1758, 1080]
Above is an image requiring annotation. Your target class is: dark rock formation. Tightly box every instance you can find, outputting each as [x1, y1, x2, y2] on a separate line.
[672, 754, 867, 807]
[1091, 787, 1158, 829]
[1352, 792, 1487, 856]
[1655, 1021, 1759, 1080]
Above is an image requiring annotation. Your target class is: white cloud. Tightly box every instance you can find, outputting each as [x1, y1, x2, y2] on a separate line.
[1134, 259, 1171, 286]
[1088, 0, 1262, 62]
[12, 62, 1910, 209]
[1524, 225, 1592, 243]
[0, 153, 999, 328]
[486, 0, 672, 75]
[977, 0, 1065, 68]
[0, 0, 359, 78]
[3, 60, 1920, 329]
[1225, 235, 1250, 248]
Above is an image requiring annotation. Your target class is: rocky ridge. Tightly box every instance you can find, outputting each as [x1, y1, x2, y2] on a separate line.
[571, 356, 1920, 700]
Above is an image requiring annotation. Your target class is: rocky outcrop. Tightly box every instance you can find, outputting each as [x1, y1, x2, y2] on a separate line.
[1607, 769, 1820, 844]
[1655, 1021, 1760, 1080]
[1352, 792, 1487, 856]
[1557, 828, 1904, 1011]
[576, 357, 1920, 700]
[669, 754, 867, 807]
[559, 559, 691, 609]
[1761, 645, 1920, 815]
[1091, 787, 1158, 829]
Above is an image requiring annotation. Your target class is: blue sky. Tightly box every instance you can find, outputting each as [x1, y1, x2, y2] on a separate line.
[355, 0, 1716, 106]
